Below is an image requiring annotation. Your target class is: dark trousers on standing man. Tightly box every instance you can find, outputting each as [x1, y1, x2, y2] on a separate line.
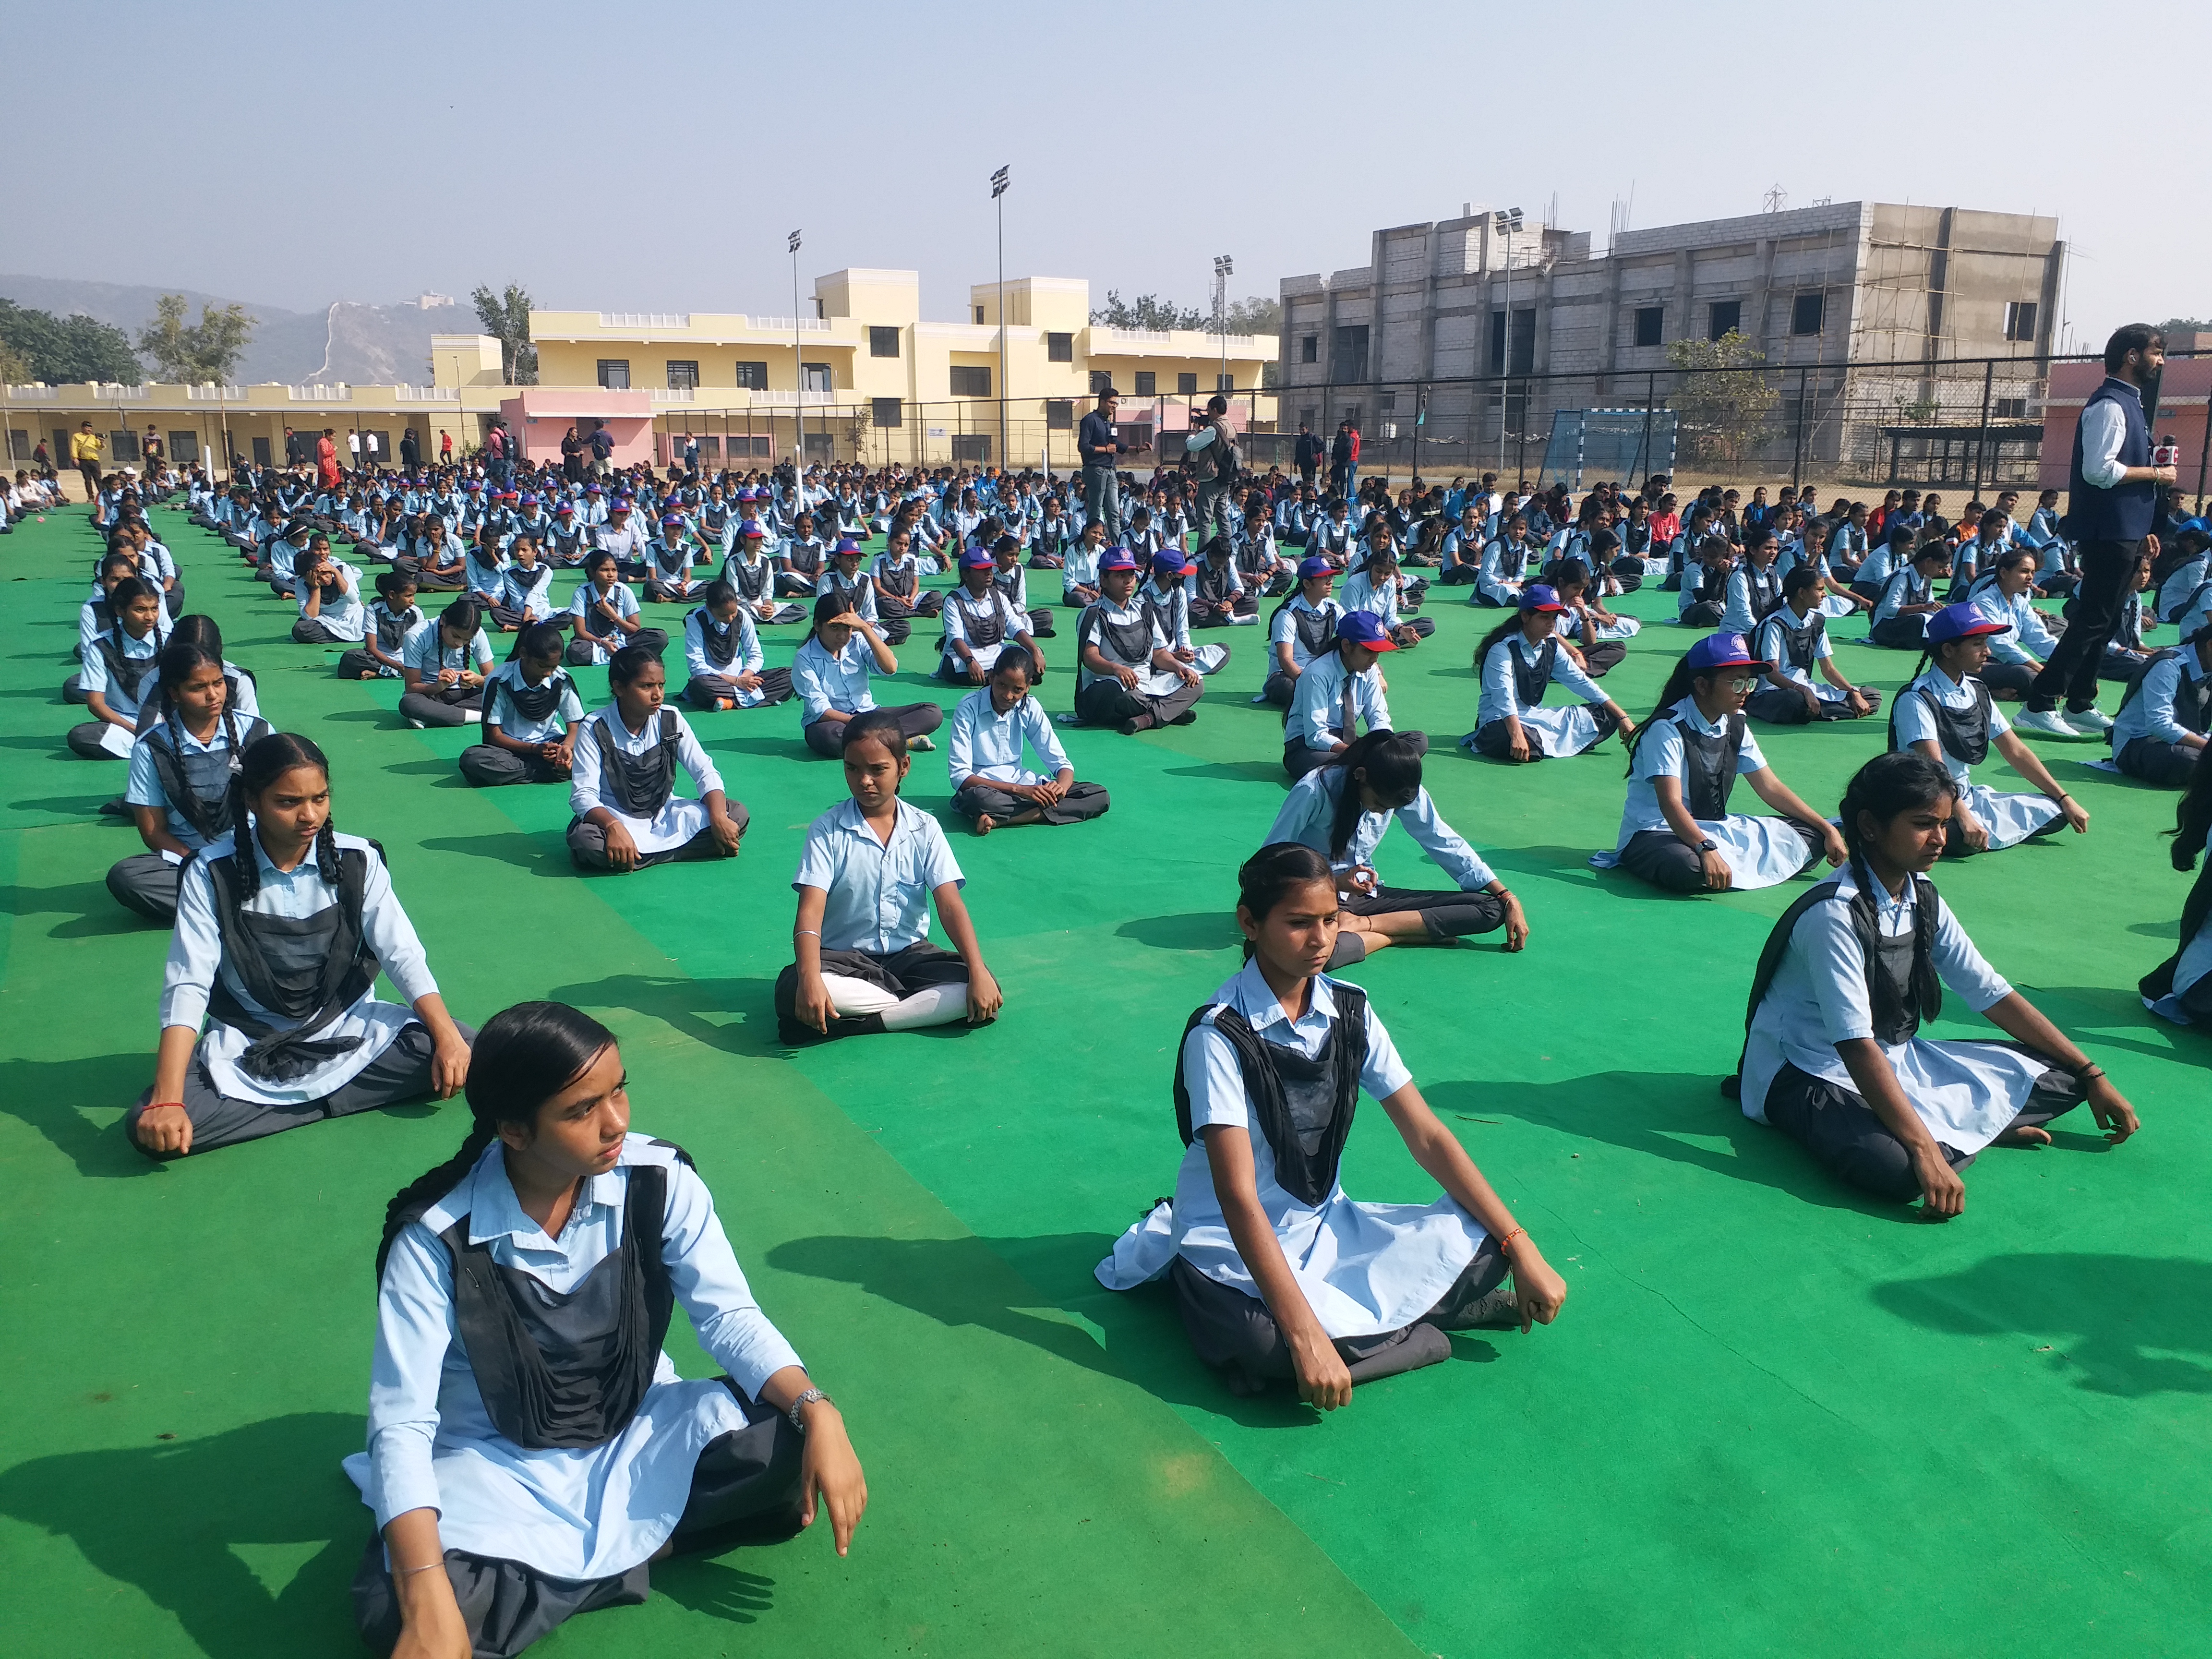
[2027, 538, 2137, 712]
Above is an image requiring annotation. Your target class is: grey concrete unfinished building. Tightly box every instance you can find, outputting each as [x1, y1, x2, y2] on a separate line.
[1276, 201, 2066, 485]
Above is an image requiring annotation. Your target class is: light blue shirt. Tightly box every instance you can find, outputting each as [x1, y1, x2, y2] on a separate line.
[124, 712, 268, 848]
[1475, 632, 1608, 730]
[791, 796, 964, 954]
[1971, 585, 2060, 664]
[350, 1135, 803, 1580]
[497, 561, 557, 620]
[402, 620, 493, 677]
[1286, 649, 1392, 750]
[948, 688, 1070, 787]
[481, 661, 582, 743]
[1263, 768, 1493, 888]
[2112, 648, 2209, 748]
[682, 607, 767, 693]
[790, 633, 875, 725]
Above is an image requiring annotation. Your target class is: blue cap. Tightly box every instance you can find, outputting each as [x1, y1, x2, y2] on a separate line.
[1685, 631, 1762, 671]
[585, 484, 602, 495]
[660, 513, 685, 528]
[1297, 554, 1335, 580]
[1335, 609, 1400, 651]
[1927, 602, 2011, 644]
[833, 537, 863, 557]
[519, 493, 539, 505]
[740, 523, 765, 538]
[960, 545, 997, 568]
[612, 495, 633, 510]
[1518, 583, 1564, 613]
[554, 501, 575, 514]
[1098, 546, 1140, 573]
[464, 480, 482, 492]
[1151, 551, 1197, 578]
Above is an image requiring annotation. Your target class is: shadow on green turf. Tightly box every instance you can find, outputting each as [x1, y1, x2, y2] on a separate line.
[0, 1053, 163, 1177]
[421, 832, 570, 878]
[1117, 912, 1240, 953]
[767, 1230, 1376, 1428]
[1424, 1072, 1905, 1219]
[1872, 1253, 2212, 1395]
[1164, 759, 1295, 789]
[544, 972, 785, 1056]
[0, 1412, 372, 1657]
[0, 877, 149, 939]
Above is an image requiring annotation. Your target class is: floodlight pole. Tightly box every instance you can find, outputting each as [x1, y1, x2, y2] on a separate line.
[992, 165, 1010, 469]
[789, 229, 803, 471]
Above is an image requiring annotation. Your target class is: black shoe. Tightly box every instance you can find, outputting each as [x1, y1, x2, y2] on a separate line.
[1169, 710, 1198, 725]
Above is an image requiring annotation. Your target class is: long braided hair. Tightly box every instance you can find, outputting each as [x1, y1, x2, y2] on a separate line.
[146, 639, 241, 759]
[375, 1002, 617, 1282]
[1836, 752, 1958, 1029]
[1624, 651, 1708, 774]
[225, 732, 341, 901]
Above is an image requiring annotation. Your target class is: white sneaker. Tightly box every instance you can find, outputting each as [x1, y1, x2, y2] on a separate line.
[2011, 708, 2083, 739]
[907, 734, 935, 751]
[2064, 704, 2114, 733]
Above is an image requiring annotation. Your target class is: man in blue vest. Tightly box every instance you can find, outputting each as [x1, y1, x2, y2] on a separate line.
[2015, 323, 2177, 739]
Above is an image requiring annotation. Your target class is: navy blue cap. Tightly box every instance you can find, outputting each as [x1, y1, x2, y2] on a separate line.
[1927, 602, 2011, 643]
[1685, 631, 1761, 671]
[1298, 554, 1335, 580]
[960, 545, 996, 568]
[1152, 551, 1197, 577]
[1518, 583, 1564, 613]
[1098, 546, 1140, 573]
[1335, 609, 1400, 651]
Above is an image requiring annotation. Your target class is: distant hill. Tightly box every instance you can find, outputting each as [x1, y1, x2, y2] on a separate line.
[0, 274, 460, 386]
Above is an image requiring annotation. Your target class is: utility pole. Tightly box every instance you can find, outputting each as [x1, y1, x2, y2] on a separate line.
[1493, 207, 1523, 475]
[1214, 254, 1233, 391]
[992, 165, 1010, 469]
[789, 229, 803, 472]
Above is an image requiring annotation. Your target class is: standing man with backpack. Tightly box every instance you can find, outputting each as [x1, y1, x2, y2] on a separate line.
[1294, 420, 1324, 490]
[589, 422, 614, 477]
[485, 419, 511, 487]
[2014, 323, 2178, 740]
[1186, 395, 1241, 547]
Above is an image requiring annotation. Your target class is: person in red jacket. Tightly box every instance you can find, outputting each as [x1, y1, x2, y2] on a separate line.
[316, 427, 340, 489]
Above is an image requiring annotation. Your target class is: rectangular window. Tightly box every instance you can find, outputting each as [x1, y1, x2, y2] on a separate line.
[1331, 324, 1370, 385]
[1217, 373, 1234, 393]
[1300, 334, 1319, 363]
[1380, 391, 1397, 411]
[2005, 301, 2039, 343]
[665, 360, 699, 390]
[746, 434, 773, 458]
[168, 430, 199, 463]
[1994, 397, 2028, 421]
[1489, 309, 1535, 375]
[1089, 369, 1113, 395]
[1045, 399, 1074, 431]
[949, 365, 992, 397]
[689, 435, 722, 459]
[1298, 407, 1317, 430]
[868, 325, 901, 359]
[597, 359, 631, 390]
[1046, 332, 1073, 363]
[871, 397, 904, 429]
[1634, 305, 1663, 348]
[804, 432, 834, 461]
[1790, 293, 1825, 337]
[110, 430, 139, 460]
[1177, 373, 1198, 396]
[733, 360, 768, 390]
[952, 434, 993, 463]
[1133, 371, 1156, 397]
[802, 362, 832, 394]
[251, 435, 272, 467]
[974, 306, 986, 325]
[1707, 299, 1742, 340]
[363, 430, 390, 462]
[6, 428, 28, 460]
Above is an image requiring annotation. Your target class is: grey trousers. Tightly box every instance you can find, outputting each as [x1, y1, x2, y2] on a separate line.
[1679, 600, 1726, 627]
[1195, 480, 1232, 545]
[1082, 464, 1122, 541]
[1074, 673, 1202, 732]
[397, 687, 482, 727]
[66, 721, 124, 758]
[1170, 1240, 1507, 1397]
[564, 627, 670, 666]
[1763, 1053, 2083, 1204]
[291, 616, 359, 645]
[107, 851, 185, 924]
[2115, 735, 2204, 788]
[127, 1019, 479, 1159]
[566, 803, 748, 870]
[951, 780, 1111, 823]
[1285, 728, 1431, 779]
[351, 1382, 802, 1659]
[801, 703, 944, 757]
[458, 745, 569, 787]
[680, 667, 795, 709]
[1745, 685, 1883, 725]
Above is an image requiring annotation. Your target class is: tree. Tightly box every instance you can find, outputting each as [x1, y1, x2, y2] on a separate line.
[1225, 296, 1282, 337]
[0, 299, 141, 383]
[1664, 330, 1776, 466]
[1090, 290, 1205, 331]
[0, 335, 27, 385]
[471, 283, 538, 385]
[135, 293, 256, 383]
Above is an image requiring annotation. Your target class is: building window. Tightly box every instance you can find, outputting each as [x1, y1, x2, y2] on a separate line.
[1994, 397, 2029, 421]
[1217, 373, 1234, 393]
[2005, 301, 2039, 343]
[868, 325, 901, 359]
[804, 432, 834, 461]
[1177, 373, 1198, 396]
[168, 430, 199, 463]
[952, 434, 992, 463]
[1298, 407, 1317, 430]
[974, 306, 986, 325]
[1707, 300, 1743, 340]
[5, 428, 28, 460]
[1133, 371, 1156, 397]
[1489, 309, 1535, 375]
[802, 362, 832, 394]
[597, 359, 631, 389]
[1790, 293, 1825, 337]
[665, 360, 699, 390]
[733, 361, 768, 389]
[1089, 369, 1113, 395]
[1380, 391, 1397, 411]
[871, 397, 903, 429]
[1331, 324, 1370, 385]
[1300, 334, 1319, 363]
[949, 365, 992, 397]
[1633, 305, 1663, 348]
[110, 430, 139, 460]
[1046, 332, 1072, 363]
[1045, 399, 1074, 431]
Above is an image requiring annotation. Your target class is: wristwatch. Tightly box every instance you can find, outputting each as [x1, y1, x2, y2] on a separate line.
[1698, 838, 1718, 852]
[786, 1387, 831, 1431]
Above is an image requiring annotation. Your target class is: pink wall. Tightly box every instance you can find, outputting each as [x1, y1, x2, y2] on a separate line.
[2040, 358, 2212, 502]
[500, 390, 658, 468]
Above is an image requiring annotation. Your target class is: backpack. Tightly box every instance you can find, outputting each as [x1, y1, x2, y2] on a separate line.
[487, 427, 507, 460]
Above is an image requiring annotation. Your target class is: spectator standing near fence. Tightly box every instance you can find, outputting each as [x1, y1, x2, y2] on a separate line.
[1187, 395, 1241, 546]
[1080, 387, 1145, 541]
[70, 421, 102, 507]
[2014, 324, 2177, 740]
[1295, 421, 1323, 490]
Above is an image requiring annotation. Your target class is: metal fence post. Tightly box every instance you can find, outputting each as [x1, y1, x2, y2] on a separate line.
[1791, 366, 1808, 488]
[1972, 360, 1994, 498]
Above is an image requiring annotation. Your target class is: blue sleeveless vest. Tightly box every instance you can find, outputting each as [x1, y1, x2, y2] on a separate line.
[2068, 376, 2153, 543]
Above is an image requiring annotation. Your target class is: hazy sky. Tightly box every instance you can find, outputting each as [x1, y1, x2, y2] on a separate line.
[12, 0, 2206, 349]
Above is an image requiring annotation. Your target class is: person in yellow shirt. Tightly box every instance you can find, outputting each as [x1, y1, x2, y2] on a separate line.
[71, 422, 104, 509]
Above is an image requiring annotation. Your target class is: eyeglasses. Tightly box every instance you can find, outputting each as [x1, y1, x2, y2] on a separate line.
[1718, 676, 1757, 693]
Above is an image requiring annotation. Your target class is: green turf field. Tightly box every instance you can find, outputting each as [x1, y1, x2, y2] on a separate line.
[1, 501, 2205, 1658]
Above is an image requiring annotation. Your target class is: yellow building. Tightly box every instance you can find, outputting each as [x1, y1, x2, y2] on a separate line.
[6, 271, 1274, 479]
